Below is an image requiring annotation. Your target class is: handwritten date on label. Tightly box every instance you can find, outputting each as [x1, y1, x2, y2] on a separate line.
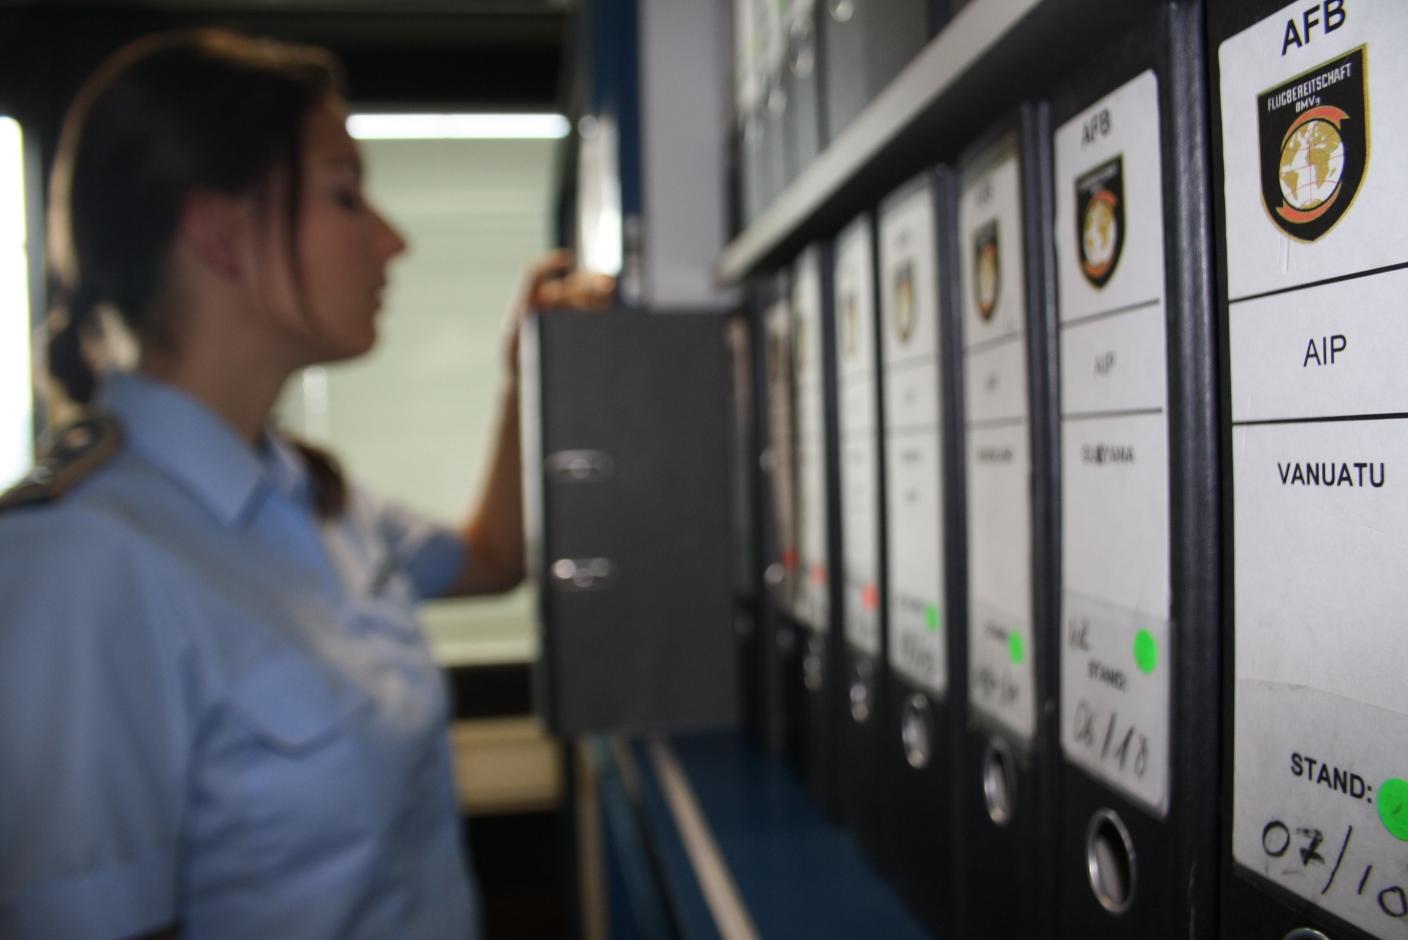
[974, 666, 1020, 705]
[1072, 699, 1149, 779]
[1069, 616, 1092, 651]
[899, 631, 938, 682]
[1259, 816, 1408, 924]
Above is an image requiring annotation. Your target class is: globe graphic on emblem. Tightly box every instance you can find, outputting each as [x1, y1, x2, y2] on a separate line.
[1082, 197, 1118, 271]
[894, 268, 915, 343]
[1278, 119, 1345, 212]
[976, 246, 998, 319]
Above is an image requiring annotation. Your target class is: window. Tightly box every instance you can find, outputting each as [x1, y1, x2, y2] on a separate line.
[279, 114, 561, 665]
[0, 116, 32, 488]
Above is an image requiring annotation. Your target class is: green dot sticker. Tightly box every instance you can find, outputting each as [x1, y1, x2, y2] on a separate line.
[1133, 629, 1158, 675]
[925, 605, 941, 633]
[1008, 633, 1025, 665]
[1379, 778, 1408, 842]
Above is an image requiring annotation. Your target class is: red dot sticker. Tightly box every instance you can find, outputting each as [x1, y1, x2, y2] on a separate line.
[862, 584, 878, 611]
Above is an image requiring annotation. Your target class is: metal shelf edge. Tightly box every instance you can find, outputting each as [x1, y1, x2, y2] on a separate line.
[716, 0, 1043, 285]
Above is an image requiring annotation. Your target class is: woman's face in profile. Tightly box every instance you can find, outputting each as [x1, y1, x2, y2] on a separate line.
[259, 95, 408, 365]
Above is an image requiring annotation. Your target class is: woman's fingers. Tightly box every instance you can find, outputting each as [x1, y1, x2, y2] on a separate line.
[501, 255, 616, 378]
[525, 249, 574, 291]
[531, 269, 615, 311]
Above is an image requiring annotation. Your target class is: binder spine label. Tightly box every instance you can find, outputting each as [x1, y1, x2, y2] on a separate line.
[836, 220, 883, 656]
[960, 141, 1037, 744]
[733, 0, 764, 118]
[1221, 1, 1408, 933]
[1220, 1, 1408, 299]
[880, 179, 947, 697]
[1054, 70, 1172, 816]
[1231, 423, 1408, 938]
[793, 247, 830, 633]
[1229, 266, 1408, 422]
[765, 299, 799, 616]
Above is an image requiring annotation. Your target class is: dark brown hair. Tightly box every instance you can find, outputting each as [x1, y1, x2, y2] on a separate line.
[46, 28, 343, 404]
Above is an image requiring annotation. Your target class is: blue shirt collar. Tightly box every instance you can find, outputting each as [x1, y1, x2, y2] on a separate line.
[98, 371, 295, 528]
[261, 430, 315, 505]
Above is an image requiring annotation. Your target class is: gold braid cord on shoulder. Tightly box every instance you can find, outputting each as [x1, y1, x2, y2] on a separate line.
[0, 413, 123, 512]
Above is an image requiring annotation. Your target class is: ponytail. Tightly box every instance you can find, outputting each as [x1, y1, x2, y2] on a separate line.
[288, 437, 348, 519]
[44, 291, 100, 406]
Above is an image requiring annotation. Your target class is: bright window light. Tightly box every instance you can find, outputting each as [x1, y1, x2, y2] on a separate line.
[346, 112, 570, 141]
[576, 115, 623, 277]
[0, 116, 32, 488]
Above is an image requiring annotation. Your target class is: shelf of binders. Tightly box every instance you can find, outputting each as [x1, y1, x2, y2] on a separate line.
[718, 0, 1164, 284]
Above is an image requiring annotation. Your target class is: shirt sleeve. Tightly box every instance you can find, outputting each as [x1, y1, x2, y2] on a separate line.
[0, 509, 190, 940]
[358, 488, 467, 600]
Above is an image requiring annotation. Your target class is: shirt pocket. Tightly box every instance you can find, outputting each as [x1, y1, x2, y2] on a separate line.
[223, 655, 387, 876]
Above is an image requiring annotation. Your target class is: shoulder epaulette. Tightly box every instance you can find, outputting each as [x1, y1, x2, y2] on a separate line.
[0, 412, 124, 513]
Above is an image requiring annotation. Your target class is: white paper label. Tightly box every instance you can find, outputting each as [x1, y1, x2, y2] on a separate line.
[1055, 71, 1168, 325]
[964, 340, 1027, 426]
[1219, 2, 1408, 301]
[879, 178, 946, 696]
[1053, 70, 1172, 815]
[1232, 420, 1408, 939]
[960, 137, 1035, 743]
[966, 422, 1035, 743]
[1059, 416, 1171, 814]
[834, 220, 881, 656]
[793, 247, 830, 634]
[1230, 265, 1408, 423]
[733, 0, 761, 113]
[1059, 302, 1167, 416]
[1223, 2, 1408, 933]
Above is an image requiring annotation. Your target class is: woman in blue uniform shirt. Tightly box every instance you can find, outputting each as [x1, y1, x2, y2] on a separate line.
[0, 28, 610, 939]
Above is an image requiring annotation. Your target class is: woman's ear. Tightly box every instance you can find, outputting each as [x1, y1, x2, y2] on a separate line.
[174, 189, 250, 281]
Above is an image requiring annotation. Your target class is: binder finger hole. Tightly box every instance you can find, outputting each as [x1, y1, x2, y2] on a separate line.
[1280, 931, 1331, 940]
[981, 739, 1017, 825]
[1086, 809, 1137, 915]
[802, 634, 826, 692]
[848, 659, 873, 723]
[774, 621, 795, 655]
[900, 694, 934, 770]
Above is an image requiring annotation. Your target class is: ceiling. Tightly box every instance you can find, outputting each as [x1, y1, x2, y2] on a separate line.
[0, 0, 571, 11]
[0, 0, 576, 170]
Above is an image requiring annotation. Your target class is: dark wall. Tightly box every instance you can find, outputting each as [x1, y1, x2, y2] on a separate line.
[0, 4, 567, 193]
